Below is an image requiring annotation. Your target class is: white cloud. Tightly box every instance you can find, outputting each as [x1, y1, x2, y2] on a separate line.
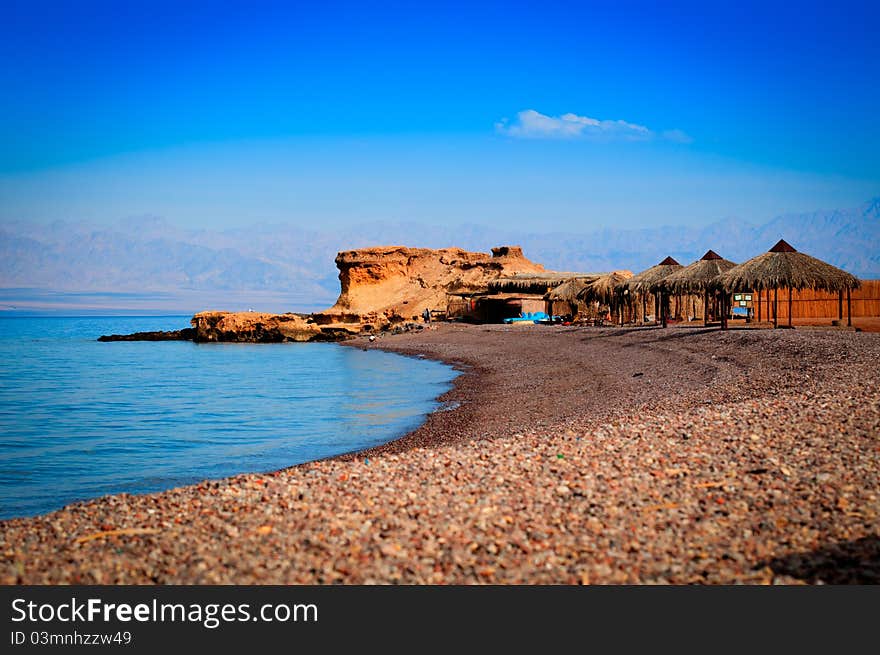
[495, 109, 690, 143]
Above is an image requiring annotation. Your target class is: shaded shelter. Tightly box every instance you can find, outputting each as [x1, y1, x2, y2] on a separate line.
[715, 239, 861, 328]
[489, 272, 600, 295]
[444, 280, 490, 321]
[626, 257, 683, 327]
[663, 250, 737, 327]
[545, 277, 593, 319]
[578, 271, 634, 325]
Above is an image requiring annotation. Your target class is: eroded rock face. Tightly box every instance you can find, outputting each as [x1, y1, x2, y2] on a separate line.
[177, 245, 544, 342]
[315, 245, 544, 329]
[190, 311, 356, 343]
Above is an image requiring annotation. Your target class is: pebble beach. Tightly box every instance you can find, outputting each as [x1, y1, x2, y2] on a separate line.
[2, 324, 878, 584]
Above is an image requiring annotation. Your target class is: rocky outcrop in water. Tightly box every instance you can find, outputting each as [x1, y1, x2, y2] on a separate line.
[190, 311, 360, 343]
[98, 328, 196, 342]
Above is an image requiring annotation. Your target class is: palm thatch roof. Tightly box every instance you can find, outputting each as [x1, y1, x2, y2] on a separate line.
[545, 278, 591, 303]
[715, 240, 861, 292]
[662, 250, 737, 294]
[579, 270, 634, 303]
[445, 280, 489, 295]
[625, 256, 683, 294]
[489, 272, 601, 294]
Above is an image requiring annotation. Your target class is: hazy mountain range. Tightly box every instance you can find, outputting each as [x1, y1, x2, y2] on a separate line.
[2, 198, 878, 314]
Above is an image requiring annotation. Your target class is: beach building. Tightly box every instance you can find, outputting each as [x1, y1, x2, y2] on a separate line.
[442, 241, 874, 329]
[716, 239, 862, 329]
[626, 257, 684, 327]
[544, 277, 593, 321]
[581, 271, 634, 325]
[663, 250, 738, 327]
[447, 272, 606, 323]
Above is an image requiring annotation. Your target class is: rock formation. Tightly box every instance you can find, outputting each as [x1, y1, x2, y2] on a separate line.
[312, 245, 545, 329]
[99, 328, 196, 342]
[190, 311, 356, 343]
[100, 245, 547, 342]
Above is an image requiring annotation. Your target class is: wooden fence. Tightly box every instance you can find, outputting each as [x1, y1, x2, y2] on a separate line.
[752, 280, 880, 320]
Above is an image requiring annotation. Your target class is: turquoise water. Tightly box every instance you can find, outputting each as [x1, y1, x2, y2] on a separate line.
[0, 316, 457, 520]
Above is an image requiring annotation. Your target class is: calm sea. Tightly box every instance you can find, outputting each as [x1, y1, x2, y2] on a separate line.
[0, 316, 457, 520]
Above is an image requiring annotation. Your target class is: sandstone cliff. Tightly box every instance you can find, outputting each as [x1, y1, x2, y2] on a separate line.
[313, 245, 545, 328]
[155, 245, 545, 343]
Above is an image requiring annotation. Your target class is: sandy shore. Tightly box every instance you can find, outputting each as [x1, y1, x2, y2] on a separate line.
[2, 324, 878, 584]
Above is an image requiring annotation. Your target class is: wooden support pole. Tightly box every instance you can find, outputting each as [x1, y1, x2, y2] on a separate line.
[847, 287, 852, 327]
[838, 290, 844, 321]
[788, 286, 793, 327]
[773, 287, 778, 328]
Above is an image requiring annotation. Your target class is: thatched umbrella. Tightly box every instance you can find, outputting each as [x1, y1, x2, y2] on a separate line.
[579, 271, 633, 325]
[547, 278, 591, 303]
[663, 250, 737, 327]
[626, 257, 683, 327]
[545, 278, 592, 318]
[715, 239, 861, 328]
[446, 280, 488, 295]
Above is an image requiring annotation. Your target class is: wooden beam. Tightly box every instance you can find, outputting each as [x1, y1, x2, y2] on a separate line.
[788, 286, 793, 327]
[773, 287, 778, 329]
[703, 289, 709, 326]
[847, 287, 852, 327]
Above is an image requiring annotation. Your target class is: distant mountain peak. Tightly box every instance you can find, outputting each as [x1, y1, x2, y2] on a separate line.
[2, 197, 878, 315]
[862, 197, 880, 218]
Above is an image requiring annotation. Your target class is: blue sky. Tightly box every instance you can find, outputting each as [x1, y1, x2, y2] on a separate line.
[1, 0, 878, 231]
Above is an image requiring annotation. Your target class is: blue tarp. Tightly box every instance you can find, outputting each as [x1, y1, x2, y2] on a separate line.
[503, 311, 551, 324]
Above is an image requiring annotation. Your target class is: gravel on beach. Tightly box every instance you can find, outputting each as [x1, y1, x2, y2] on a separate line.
[2, 324, 878, 584]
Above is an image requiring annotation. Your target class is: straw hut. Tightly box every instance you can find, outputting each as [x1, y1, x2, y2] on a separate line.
[579, 271, 634, 325]
[663, 250, 737, 327]
[451, 272, 599, 323]
[545, 277, 593, 319]
[626, 257, 683, 327]
[715, 239, 861, 328]
[444, 280, 491, 320]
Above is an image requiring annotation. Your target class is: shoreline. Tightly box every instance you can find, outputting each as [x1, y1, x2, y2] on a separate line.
[2, 324, 879, 584]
